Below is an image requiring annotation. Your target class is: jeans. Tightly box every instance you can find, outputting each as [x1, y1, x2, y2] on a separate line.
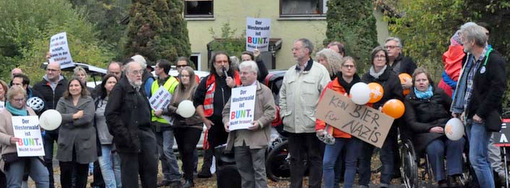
[287, 132, 323, 188]
[43, 130, 58, 188]
[98, 145, 122, 188]
[156, 128, 182, 182]
[358, 127, 398, 186]
[425, 137, 465, 181]
[119, 129, 158, 188]
[174, 127, 201, 181]
[234, 146, 267, 188]
[323, 138, 361, 188]
[5, 158, 49, 188]
[467, 121, 495, 187]
[59, 161, 89, 188]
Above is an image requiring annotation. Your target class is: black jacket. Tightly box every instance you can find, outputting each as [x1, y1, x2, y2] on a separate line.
[362, 67, 404, 109]
[194, 73, 232, 122]
[403, 87, 452, 153]
[256, 59, 269, 83]
[466, 50, 507, 120]
[390, 54, 417, 75]
[32, 78, 68, 111]
[105, 77, 152, 153]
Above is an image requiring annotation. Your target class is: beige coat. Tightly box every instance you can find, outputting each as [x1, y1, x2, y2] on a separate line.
[0, 107, 38, 171]
[223, 82, 276, 151]
[279, 61, 330, 133]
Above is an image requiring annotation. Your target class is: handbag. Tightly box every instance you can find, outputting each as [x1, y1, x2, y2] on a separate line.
[2, 152, 20, 164]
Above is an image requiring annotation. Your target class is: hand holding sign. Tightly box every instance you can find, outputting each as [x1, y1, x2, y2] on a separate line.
[40, 110, 62, 131]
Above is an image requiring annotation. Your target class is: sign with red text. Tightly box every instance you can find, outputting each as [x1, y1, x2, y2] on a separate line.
[246, 17, 271, 52]
[12, 116, 45, 157]
[316, 89, 394, 148]
[229, 85, 256, 131]
[49, 32, 75, 69]
[149, 86, 173, 124]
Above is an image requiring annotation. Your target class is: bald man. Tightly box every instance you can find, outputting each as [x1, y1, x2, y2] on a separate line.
[10, 68, 22, 79]
[33, 62, 68, 188]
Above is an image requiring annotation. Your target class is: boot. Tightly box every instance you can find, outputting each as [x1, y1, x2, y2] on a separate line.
[182, 179, 194, 188]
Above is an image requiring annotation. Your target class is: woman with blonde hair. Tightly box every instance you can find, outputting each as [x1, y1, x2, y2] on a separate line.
[316, 48, 343, 80]
[162, 66, 202, 187]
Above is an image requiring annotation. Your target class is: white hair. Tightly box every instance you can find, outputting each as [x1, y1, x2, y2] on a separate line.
[131, 55, 147, 68]
[239, 61, 259, 74]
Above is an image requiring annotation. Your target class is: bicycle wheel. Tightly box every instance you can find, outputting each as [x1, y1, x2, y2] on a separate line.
[266, 140, 290, 182]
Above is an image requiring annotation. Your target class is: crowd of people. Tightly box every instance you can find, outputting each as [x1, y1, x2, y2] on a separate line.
[0, 21, 506, 188]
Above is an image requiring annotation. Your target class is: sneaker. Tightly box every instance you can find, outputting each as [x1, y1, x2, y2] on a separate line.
[197, 170, 212, 178]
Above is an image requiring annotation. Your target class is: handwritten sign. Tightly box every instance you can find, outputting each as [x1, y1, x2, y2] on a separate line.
[11, 116, 45, 157]
[229, 85, 256, 131]
[149, 86, 173, 124]
[316, 89, 394, 148]
[49, 32, 74, 69]
[246, 17, 271, 52]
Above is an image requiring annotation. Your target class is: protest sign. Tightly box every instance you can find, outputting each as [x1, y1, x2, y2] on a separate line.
[149, 86, 173, 123]
[49, 32, 75, 69]
[493, 119, 510, 147]
[246, 17, 271, 52]
[316, 89, 394, 148]
[228, 85, 256, 131]
[11, 116, 45, 157]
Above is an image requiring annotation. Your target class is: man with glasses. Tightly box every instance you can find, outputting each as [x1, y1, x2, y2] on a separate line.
[105, 60, 158, 188]
[384, 37, 417, 89]
[33, 62, 68, 188]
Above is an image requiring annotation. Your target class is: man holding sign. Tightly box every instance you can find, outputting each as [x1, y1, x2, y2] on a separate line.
[0, 86, 48, 187]
[222, 61, 276, 188]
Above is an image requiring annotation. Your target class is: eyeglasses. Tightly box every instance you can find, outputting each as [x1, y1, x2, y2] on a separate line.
[384, 45, 399, 50]
[342, 65, 355, 69]
[130, 69, 143, 75]
[176, 65, 187, 68]
[215, 60, 229, 64]
[375, 55, 386, 59]
[12, 98, 25, 103]
[47, 69, 59, 72]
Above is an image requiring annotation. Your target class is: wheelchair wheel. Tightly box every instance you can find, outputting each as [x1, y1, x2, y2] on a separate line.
[400, 139, 419, 188]
[266, 140, 290, 182]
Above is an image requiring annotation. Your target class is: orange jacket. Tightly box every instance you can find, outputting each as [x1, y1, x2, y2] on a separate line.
[315, 78, 352, 138]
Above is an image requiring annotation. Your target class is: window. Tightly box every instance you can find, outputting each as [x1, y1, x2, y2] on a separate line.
[280, 0, 328, 17]
[184, 0, 213, 18]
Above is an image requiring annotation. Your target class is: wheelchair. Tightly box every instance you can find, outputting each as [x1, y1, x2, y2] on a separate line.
[399, 137, 472, 188]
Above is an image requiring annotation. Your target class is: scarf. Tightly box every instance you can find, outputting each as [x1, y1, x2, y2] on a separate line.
[414, 85, 434, 99]
[6, 102, 27, 116]
[369, 65, 387, 79]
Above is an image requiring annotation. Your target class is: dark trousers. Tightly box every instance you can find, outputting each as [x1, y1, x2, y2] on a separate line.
[287, 132, 323, 188]
[43, 130, 58, 188]
[200, 142, 214, 173]
[358, 128, 398, 185]
[118, 129, 158, 188]
[208, 119, 229, 150]
[59, 161, 89, 188]
[174, 127, 202, 180]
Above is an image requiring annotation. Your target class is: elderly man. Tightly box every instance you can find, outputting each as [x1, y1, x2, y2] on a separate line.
[10, 68, 22, 79]
[107, 61, 123, 79]
[105, 61, 158, 188]
[451, 22, 507, 188]
[384, 37, 417, 89]
[32, 62, 68, 188]
[327, 41, 346, 57]
[194, 52, 240, 178]
[279, 38, 330, 188]
[131, 55, 155, 97]
[222, 61, 276, 188]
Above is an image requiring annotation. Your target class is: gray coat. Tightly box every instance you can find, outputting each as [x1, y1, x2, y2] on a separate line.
[56, 96, 97, 164]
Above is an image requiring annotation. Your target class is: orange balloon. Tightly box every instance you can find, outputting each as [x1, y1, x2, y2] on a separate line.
[399, 73, 412, 96]
[382, 99, 405, 119]
[368, 82, 384, 103]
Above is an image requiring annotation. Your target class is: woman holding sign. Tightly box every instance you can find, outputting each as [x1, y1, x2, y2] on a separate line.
[402, 68, 464, 187]
[316, 56, 363, 188]
[56, 78, 97, 188]
[358, 46, 403, 188]
[0, 85, 49, 187]
[161, 66, 202, 188]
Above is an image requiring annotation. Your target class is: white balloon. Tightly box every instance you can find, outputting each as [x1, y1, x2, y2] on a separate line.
[39, 109, 62, 131]
[349, 83, 371, 105]
[445, 118, 464, 141]
[177, 100, 196, 118]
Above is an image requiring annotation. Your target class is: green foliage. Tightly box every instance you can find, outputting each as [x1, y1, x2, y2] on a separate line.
[124, 0, 191, 63]
[324, 0, 379, 72]
[0, 0, 113, 82]
[208, 22, 246, 58]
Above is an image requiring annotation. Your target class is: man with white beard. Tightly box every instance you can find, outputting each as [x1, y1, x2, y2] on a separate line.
[105, 61, 158, 188]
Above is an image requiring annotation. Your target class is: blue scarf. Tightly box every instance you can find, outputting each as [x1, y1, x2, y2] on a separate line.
[414, 86, 433, 99]
[6, 102, 28, 116]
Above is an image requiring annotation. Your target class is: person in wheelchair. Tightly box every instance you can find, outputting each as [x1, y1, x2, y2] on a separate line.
[402, 67, 465, 187]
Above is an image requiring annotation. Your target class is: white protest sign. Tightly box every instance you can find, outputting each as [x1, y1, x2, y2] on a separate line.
[246, 17, 271, 52]
[229, 85, 257, 131]
[49, 32, 75, 69]
[149, 86, 173, 124]
[11, 116, 45, 157]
